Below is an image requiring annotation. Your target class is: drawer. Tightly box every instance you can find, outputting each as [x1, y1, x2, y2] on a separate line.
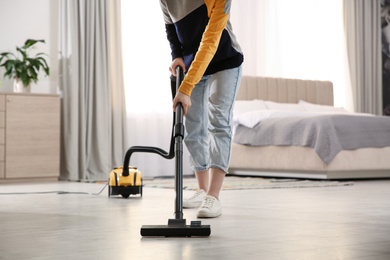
[0, 128, 4, 144]
[0, 95, 4, 111]
[0, 145, 4, 161]
[0, 161, 4, 179]
[0, 111, 4, 128]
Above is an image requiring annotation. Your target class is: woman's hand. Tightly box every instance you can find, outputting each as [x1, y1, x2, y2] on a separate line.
[173, 91, 191, 116]
[169, 58, 186, 76]
[170, 57, 189, 115]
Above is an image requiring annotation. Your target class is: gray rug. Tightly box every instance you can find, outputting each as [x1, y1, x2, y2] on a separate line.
[143, 176, 354, 190]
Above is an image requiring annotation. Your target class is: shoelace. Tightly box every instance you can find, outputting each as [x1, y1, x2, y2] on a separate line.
[201, 196, 215, 209]
[189, 190, 205, 200]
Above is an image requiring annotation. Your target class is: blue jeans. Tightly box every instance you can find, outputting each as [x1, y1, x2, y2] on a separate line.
[184, 66, 242, 173]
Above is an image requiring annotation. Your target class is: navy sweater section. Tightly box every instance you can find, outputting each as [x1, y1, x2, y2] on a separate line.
[165, 4, 243, 76]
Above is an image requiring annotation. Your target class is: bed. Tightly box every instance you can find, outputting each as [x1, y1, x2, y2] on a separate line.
[229, 76, 390, 179]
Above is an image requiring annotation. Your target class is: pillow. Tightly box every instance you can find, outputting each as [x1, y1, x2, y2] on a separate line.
[233, 100, 267, 118]
[235, 110, 271, 128]
[264, 101, 306, 111]
[235, 110, 316, 128]
[298, 100, 347, 113]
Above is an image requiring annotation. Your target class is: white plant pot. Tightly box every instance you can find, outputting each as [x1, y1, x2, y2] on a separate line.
[13, 78, 31, 93]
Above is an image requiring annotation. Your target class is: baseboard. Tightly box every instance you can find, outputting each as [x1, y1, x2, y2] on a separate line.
[228, 169, 390, 180]
[0, 177, 59, 184]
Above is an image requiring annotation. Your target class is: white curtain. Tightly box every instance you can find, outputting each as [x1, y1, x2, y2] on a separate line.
[59, 0, 127, 180]
[230, 0, 353, 110]
[121, 0, 351, 177]
[344, 0, 382, 115]
[121, 1, 192, 177]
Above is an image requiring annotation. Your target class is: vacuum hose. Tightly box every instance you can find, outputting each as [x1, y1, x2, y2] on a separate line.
[122, 67, 184, 177]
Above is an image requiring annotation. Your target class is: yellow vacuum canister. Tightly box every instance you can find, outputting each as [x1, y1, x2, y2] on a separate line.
[108, 166, 142, 198]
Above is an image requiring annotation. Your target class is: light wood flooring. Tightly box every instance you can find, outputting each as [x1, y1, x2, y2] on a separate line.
[0, 178, 390, 260]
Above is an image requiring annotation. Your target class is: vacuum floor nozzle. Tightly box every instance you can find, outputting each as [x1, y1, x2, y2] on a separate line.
[141, 219, 211, 237]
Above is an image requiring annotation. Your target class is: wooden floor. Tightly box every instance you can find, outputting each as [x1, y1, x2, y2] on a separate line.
[0, 178, 390, 260]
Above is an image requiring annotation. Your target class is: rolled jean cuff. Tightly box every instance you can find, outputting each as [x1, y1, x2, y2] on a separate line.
[190, 165, 229, 174]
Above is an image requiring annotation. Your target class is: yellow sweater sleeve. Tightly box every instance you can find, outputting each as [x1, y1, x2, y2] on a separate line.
[178, 0, 229, 96]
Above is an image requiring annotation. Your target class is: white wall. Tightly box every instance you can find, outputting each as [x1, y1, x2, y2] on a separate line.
[0, 0, 59, 94]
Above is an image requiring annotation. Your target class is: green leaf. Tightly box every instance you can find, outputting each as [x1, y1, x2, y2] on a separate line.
[16, 47, 27, 60]
[0, 52, 17, 63]
[27, 58, 39, 67]
[23, 39, 45, 49]
[4, 60, 17, 73]
[27, 66, 38, 80]
[35, 52, 48, 57]
[0, 52, 14, 57]
[4, 69, 14, 78]
[19, 70, 31, 86]
[36, 57, 50, 76]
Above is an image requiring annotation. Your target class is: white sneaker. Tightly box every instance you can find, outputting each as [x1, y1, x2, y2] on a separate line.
[197, 195, 222, 218]
[183, 189, 206, 208]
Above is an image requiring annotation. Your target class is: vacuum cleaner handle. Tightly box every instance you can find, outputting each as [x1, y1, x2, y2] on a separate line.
[174, 67, 183, 111]
[174, 66, 184, 136]
[121, 67, 184, 177]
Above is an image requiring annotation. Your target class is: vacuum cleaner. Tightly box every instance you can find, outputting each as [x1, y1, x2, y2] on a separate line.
[108, 166, 142, 198]
[112, 67, 211, 237]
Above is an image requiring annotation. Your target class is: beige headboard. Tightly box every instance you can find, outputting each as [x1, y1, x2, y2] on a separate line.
[236, 76, 334, 106]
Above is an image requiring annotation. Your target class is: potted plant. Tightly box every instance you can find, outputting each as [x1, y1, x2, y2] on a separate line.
[0, 39, 50, 93]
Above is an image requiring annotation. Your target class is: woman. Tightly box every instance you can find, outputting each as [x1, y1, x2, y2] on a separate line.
[160, 0, 243, 218]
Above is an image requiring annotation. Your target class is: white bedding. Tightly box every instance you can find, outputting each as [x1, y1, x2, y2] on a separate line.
[232, 100, 388, 164]
[233, 100, 372, 130]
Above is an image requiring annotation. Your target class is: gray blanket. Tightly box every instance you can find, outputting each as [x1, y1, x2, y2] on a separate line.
[233, 114, 390, 163]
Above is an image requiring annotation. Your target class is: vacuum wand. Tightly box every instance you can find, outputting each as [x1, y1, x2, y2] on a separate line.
[174, 67, 184, 220]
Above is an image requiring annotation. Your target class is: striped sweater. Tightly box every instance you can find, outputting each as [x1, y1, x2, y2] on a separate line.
[160, 0, 244, 96]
